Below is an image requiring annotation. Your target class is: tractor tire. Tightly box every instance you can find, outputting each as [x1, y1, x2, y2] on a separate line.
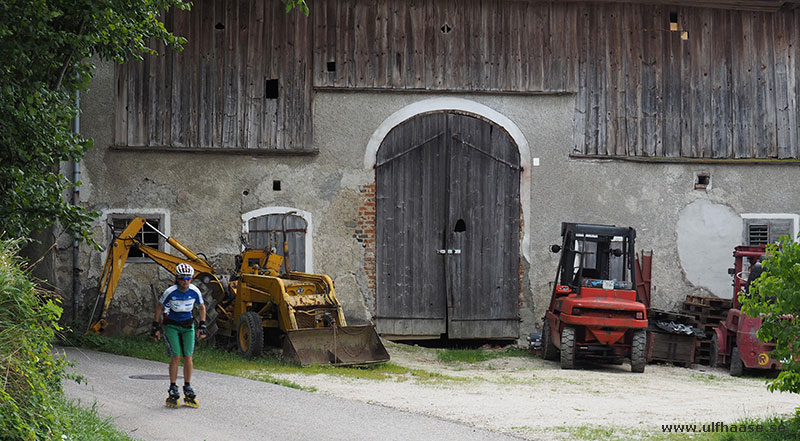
[541, 320, 559, 361]
[199, 298, 219, 339]
[560, 326, 576, 369]
[630, 330, 646, 373]
[237, 311, 264, 359]
[730, 346, 744, 377]
[710, 334, 720, 368]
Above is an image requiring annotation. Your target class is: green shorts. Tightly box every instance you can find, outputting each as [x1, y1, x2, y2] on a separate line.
[164, 323, 195, 357]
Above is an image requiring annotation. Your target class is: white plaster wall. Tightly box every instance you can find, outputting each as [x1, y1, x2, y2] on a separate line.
[676, 200, 742, 298]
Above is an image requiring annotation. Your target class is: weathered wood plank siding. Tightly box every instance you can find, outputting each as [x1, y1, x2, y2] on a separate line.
[312, 0, 577, 92]
[115, 0, 800, 159]
[573, 5, 800, 158]
[114, 0, 313, 151]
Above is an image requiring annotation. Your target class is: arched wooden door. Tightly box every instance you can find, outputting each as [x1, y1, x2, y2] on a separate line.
[375, 112, 520, 340]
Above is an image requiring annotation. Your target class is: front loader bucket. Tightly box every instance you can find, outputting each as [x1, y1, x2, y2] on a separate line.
[282, 325, 390, 366]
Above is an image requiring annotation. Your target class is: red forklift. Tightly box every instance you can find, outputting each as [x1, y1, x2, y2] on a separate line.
[541, 223, 648, 372]
[711, 245, 782, 376]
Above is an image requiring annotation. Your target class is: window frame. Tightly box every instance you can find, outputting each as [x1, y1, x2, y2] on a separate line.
[103, 211, 169, 263]
[241, 207, 314, 273]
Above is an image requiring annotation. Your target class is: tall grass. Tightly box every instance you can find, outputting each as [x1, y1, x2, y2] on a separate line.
[0, 238, 134, 441]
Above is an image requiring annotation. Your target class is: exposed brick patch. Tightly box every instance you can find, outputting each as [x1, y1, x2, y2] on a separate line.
[356, 182, 377, 311]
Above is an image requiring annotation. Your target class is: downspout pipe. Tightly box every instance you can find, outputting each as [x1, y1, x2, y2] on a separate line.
[71, 90, 80, 326]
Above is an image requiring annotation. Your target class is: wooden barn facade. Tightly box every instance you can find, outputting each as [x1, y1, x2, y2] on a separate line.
[62, 0, 800, 340]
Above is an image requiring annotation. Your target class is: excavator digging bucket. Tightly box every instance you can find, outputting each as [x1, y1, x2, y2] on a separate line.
[282, 325, 390, 366]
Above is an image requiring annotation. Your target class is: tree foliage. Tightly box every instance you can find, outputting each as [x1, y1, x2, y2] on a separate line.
[743, 236, 800, 394]
[283, 0, 310, 15]
[0, 238, 71, 440]
[0, 0, 190, 243]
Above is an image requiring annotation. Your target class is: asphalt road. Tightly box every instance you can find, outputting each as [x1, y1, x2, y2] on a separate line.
[60, 347, 524, 441]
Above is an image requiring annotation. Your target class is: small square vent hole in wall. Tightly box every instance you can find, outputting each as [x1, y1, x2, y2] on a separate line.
[695, 173, 710, 190]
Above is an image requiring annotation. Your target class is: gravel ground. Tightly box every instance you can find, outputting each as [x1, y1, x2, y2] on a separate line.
[271, 342, 800, 440]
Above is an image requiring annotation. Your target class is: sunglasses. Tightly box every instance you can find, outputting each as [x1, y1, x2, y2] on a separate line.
[180, 276, 192, 281]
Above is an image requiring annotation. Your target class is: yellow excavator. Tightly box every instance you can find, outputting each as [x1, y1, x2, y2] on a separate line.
[87, 217, 389, 366]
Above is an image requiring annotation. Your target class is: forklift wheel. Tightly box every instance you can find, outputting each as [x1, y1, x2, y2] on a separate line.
[541, 320, 559, 361]
[560, 326, 576, 369]
[730, 346, 744, 377]
[630, 330, 646, 373]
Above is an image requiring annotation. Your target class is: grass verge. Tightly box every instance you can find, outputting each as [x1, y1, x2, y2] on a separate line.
[696, 414, 800, 441]
[64, 334, 464, 390]
[56, 397, 139, 441]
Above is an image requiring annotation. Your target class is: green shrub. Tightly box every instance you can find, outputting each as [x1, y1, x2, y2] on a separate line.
[744, 236, 800, 394]
[0, 238, 72, 440]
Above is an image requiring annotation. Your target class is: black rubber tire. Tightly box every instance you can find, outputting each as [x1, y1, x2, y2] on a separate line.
[630, 330, 646, 373]
[197, 298, 219, 339]
[237, 311, 264, 359]
[541, 320, 559, 361]
[710, 334, 720, 368]
[560, 326, 576, 369]
[730, 346, 744, 377]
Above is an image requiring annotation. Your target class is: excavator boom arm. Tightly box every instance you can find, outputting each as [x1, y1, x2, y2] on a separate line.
[87, 217, 222, 334]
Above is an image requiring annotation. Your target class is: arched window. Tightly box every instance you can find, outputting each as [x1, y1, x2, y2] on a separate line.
[244, 210, 310, 272]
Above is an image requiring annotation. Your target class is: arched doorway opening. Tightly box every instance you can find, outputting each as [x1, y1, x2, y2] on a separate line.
[375, 111, 521, 340]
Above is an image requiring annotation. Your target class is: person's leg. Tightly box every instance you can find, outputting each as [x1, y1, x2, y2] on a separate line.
[163, 325, 183, 407]
[183, 355, 193, 383]
[179, 325, 199, 407]
[163, 324, 182, 384]
[180, 324, 196, 382]
[169, 356, 180, 383]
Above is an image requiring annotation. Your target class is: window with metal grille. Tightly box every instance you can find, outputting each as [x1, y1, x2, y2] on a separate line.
[246, 214, 307, 272]
[108, 215, 164, 260]
[743, 218, 794, 246]
[747, 224, 769, 245]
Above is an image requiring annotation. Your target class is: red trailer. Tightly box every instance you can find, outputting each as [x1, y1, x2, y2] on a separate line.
[541, 223, 648, 372]
[711, 245, 781, 376]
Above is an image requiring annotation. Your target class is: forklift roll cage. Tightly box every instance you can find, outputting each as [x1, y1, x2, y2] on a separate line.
[552, 223, 637, 305]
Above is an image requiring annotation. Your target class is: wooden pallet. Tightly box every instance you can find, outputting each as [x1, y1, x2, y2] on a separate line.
[646, 331, 696, 367]
[681, 295, 733, 365]
[685, 295, 732, 309]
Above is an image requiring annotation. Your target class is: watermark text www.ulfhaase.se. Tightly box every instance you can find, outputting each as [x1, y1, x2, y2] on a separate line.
[661, 422, 788, 433]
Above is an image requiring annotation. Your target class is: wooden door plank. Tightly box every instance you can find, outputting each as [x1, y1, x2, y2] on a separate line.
[626, 5, 644, 156]
[373, 0, 389, 88]
[221, 0, 238, 147]
[573, 3, 589, 154]
[244, 0, 264, 149]
[663, 8, 681, 157]
[774, 12, 792, 159]
[376, 113, 448, 337]
[711, 9, 732, 158]
[407, 0, 426, 88]
[758, 13, 777, 158]
[447, 113, 519, 339]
